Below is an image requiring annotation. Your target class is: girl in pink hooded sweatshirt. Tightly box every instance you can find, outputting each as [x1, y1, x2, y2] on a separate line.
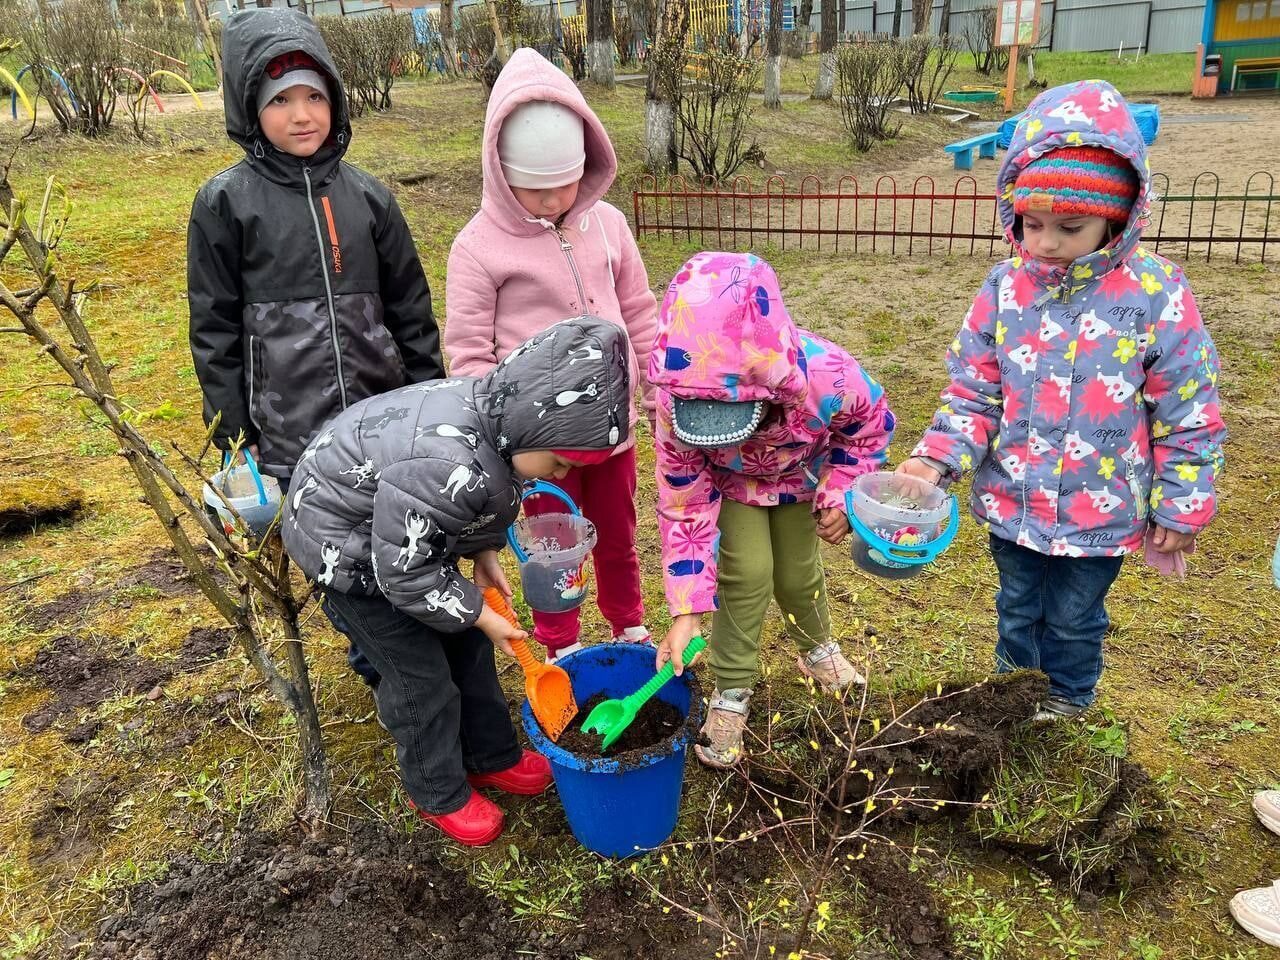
[652, 252, 895, 768]
[445, 50, 658, 661]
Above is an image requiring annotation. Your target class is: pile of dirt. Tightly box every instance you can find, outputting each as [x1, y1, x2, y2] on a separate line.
[557, 692, 685, 757]
[972, 723, 1175, 892]
[82, 826, 712, 960]
[0, 475, 83, 535]
[752, 670, 1048, 818]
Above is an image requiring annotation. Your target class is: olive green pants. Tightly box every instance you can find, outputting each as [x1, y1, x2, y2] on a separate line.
[709, 498, 831, 691]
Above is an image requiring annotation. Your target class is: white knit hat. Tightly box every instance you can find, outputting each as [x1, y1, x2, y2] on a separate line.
[497, 100, 586, 190]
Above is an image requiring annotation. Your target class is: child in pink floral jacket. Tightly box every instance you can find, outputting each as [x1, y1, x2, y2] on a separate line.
[899, 80, 1226, 721]
[652, 252, 895, 768]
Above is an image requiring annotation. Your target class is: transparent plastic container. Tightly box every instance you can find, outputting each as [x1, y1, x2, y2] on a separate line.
[507, 481, 596, 613]
[201, 451, 281, 538]
[845, 471, 958, 580]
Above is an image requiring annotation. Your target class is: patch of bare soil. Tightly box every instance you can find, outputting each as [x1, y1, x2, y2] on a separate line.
[16, 634, 173, 737]
[13, 626, 234, 740]
[80, 826, 713, 960]
[21, 550, 219, 632]
[28, 774, 121, 868]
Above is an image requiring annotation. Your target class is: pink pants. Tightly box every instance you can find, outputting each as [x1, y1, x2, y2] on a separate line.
[523, 446, 645, 655]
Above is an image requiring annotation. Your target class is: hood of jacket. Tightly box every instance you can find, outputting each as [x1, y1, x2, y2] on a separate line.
[480, 49, 617, 237]
[222, 9, 351, 187]
[478, 314, 631, 457]
[648, 252, 807, 410]
[998, 79, 1150, 287]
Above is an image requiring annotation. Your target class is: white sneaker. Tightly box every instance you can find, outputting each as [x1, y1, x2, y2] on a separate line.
[1254, 790, 1280, 837]
[1231, 879, 1280, 947]
[545, 641, 583, 665]
[613, 625, 654, 646]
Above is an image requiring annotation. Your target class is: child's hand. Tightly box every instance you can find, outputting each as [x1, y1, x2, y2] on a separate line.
[896, 458, 942, 486]
[472, 549, 512, 599]
[657, 614, 702, 677]
[233, 444, 260, 465]
[1150, 524, 1197, 554]
[815, 507, 850, 544]
[476, 603, 527, 658]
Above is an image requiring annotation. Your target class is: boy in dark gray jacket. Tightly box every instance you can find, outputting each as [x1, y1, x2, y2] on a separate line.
[187, 9, 442, 482]
[283, 316, 630, 846]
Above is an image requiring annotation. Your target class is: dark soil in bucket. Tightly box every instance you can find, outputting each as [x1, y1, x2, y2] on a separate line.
[76, 825, 714, 960]
[557, 692, 685, 757]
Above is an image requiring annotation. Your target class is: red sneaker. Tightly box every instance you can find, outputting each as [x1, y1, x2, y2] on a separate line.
[416, 791, 503, 846]
[467, 750, 553, 796]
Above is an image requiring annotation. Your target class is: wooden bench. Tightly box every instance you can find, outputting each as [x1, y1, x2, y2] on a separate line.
[1232, 56, 1280, 92]
[944, 131, 1000, 171]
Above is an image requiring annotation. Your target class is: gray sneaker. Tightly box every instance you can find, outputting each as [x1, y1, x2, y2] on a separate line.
[1032, 695, 1087, 723]
[694, 689, 751, 769]
[797, 641, 866, 692]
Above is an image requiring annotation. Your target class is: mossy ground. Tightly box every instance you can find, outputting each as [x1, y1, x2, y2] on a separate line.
[1, 60, 1278, 960]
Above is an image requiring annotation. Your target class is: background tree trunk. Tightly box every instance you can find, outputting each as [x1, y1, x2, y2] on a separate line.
[796, 0, 815, 54]
[763, 0, 782, 108]
[484, 0, 511, 62]
[644, 0, 689, 173]
[912, 0, 930, 34]
[439, 0, 460, 75]
[191, 0, 221, 86]
[587, 0, 616, 88]
[892, 0, 903, 35]
[938, 0, 952, 37]
[812, 0, 836, 98]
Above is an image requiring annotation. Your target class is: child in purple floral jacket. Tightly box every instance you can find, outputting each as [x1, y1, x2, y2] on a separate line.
[899, 80, 1226, 721]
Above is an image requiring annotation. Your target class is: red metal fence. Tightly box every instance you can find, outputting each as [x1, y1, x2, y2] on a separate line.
[632, 171, 1278, 264]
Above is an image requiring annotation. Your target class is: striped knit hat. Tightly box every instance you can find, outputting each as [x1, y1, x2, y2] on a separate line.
[1013, 146, 1139, 223]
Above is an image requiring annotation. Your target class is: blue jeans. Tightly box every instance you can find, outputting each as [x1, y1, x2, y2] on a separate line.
[989, 533, 1124, 707]
[320, 591, 521, 814]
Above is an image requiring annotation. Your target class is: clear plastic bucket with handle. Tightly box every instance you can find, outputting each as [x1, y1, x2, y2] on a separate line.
[507, 481, 597, 613]
[844, 471, 959, 580]
[201, 450, 282, 538]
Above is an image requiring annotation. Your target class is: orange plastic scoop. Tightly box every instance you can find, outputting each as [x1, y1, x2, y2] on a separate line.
[483, 588, 578, 742]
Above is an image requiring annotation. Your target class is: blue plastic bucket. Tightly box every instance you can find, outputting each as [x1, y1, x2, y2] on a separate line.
[522, 643, 702, 858]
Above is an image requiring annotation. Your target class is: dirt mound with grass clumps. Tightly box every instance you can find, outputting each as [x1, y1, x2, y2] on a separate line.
[0, 475, 83, 535]
[972, 719, 1175, 892]
[753, 670, 1048, 817]
[85, 826, 709, 960]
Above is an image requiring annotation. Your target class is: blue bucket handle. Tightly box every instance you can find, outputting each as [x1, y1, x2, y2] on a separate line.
[222, 448, 268, 506]
[506, 480, 581, 563]
[844, 488, 960, 567]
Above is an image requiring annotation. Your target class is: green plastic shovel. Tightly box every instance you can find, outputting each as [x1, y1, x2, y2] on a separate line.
[583, 635, 707, 751]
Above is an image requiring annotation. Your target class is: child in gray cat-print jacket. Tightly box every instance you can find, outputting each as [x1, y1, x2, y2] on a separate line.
[282, 315, 630, 847]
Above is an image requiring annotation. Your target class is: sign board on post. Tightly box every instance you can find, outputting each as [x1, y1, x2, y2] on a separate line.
[994, 0, 1040, 112]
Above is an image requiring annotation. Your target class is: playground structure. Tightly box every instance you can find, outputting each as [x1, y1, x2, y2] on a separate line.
[3, 39, 204, 123]
[1193, 0, 1280, 95]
